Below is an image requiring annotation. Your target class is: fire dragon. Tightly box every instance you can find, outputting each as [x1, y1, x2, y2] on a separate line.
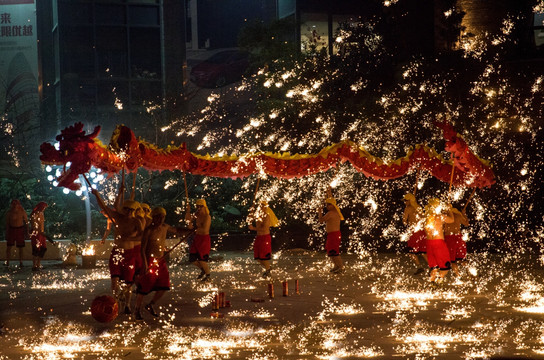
[40, 122, 495, 190]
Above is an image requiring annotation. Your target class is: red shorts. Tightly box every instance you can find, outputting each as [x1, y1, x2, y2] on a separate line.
[426, 239, 451, 270]
[326, 231, 341, 257]
[31, 234, 47, 258]
[132, 244, 143, 275]
[407, 230, 426, 254]
[190, 234, 211, 262]
[6, 226, 26, 247]
[120, 247, 138, 284]
[445, 234, 467, 262]
[137, 257, 170, 295]
[109, 246, 124, 278]
[253, 234, 272, 260]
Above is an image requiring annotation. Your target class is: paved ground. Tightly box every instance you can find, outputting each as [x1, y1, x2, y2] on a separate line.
[1, 248, 544, 359]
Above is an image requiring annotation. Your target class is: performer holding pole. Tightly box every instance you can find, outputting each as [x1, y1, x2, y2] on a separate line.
[318, 191, 345, 274]
[89, 175, 145, 314]
[403, 191, 427, 275]
[247, 198, 279, 279]
[444, 203, 469, 278]
[424, 198, 454, 284]
[187, 198, 212, 282]
[135, 207, 193, 320]
[246, 177, 279, 279]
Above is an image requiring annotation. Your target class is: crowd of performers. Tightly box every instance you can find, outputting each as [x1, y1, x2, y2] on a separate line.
[4, 176, 472, 319]
[403, 193, 470, 284]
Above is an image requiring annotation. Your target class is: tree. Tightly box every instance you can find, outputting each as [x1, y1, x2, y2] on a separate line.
[172, 11, 543, 255]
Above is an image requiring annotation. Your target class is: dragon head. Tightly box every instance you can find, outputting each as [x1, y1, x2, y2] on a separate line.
[40, 122, 101, 190]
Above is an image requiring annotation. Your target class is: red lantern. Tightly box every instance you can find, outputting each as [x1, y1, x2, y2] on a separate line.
[91, 295, 119, 323]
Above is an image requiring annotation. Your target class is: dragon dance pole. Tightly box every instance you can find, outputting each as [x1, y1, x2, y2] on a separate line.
[448, 155, 455, 200]
[183, 171, 191, 223]
[413, 166, 421, 196]
[463, 188, 477, 212]
[119, 168, 126, 204]
[183, 171, 189, 204]
[81, 174, 92, 243]
[131, 170, 137, 200]
[252, 177, 261, 206]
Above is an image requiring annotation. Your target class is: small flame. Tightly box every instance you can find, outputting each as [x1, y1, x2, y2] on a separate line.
[82, 245, 95, 256]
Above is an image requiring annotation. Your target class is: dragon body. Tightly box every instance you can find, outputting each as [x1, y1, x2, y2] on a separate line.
[40, 122, 495, 190]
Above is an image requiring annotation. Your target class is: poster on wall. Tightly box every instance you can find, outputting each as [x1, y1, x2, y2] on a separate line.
[0, 0, 40, 166]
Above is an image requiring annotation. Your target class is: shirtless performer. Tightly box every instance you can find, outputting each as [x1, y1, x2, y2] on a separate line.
[131, 203, 152, 284]
[444, 206, 469, 277]
[318, 197, 345, 274]
[248, 201, 279, 278]
[403, 193, 427, 275]
[424, 198, 454, 283]
[5, 200, 28, 267]
[98, 182, 126, 297]
[29, 202, 56, 271]
[91, 188, 145, 313]
[187, 199, 212, 282]
[135, 207, 192, 320]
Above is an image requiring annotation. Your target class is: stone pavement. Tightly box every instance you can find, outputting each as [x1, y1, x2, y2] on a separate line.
[1, 249, 544, 359]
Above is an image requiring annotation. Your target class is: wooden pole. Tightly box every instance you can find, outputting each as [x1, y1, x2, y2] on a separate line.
[328, 161, 340, 198]
[162, 229, 196, 258]
[252, 177, 261, 206]
[183, 172, 189, 203]
[413, 167, 421, 195]
[82, 173, 92, 188]
[120, 168, 126, 204]
[131, 171, 137, 200]
[448, 156, 455, 195]
[463, 187, 477, 212]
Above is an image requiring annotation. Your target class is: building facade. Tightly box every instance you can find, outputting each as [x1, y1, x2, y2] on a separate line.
[37, 0, 186, 144]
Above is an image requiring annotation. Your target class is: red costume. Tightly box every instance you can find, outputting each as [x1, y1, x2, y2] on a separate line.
[31, 233, 47, 258]
[190, 234, 211, 262]
[407, 230, 427, 254]
[120, 247, 138, 284]
[326, 231, 341, 257]
[108, 246, 124, 278]
[137, 257, 170, 295]
[132, 244, 143, 275]
[445, 234, 467, 262]
[426, 239, 451, 270]
[253, 234, 272, 260]
[6, 225, 26, 247]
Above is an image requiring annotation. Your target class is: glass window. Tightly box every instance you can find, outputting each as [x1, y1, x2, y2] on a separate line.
[130, 28, 161, 78]
[59, 3, 93, 25]
[300, 13, 329, 54]
[61, 27, 95, 77]
[96, 4, 126, 25]
[96, 27, 128, 77]
[78, 81, 97, 107]
[129, 5, 159, 26]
